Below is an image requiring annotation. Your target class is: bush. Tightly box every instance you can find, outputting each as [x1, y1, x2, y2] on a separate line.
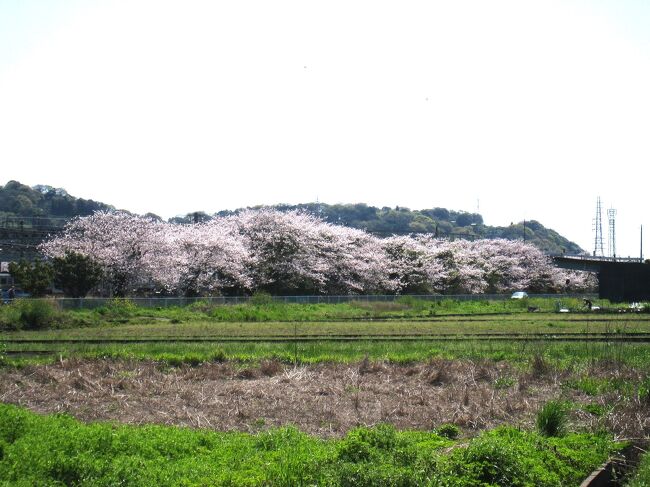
[104, 298, 138, 317]
[536, 400, 568, 437]
[2, 299, 60, 330]
[250, 292, 274, 306]
[436, 423, 461, 440]
[448, 434, 526, 486]
[337, 424, 399, 463]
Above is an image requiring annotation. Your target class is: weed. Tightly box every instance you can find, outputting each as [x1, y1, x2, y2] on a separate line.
[0, 405, 621, 486]
[628, 450, 650, 487]
[638, 377, 650, 405]
[530, 353, 551, 377]
[6, 299, 60, 330]
[250, 291, 273, 306]
[536, 400, 568, 437]
[570, 376, 605, 396]
[259, 359, 282, 376]
[582, 403, 608, 417]
[494, 376, 516, 389]
[97, 298, 139, 319]
[436, 423, 461, 439]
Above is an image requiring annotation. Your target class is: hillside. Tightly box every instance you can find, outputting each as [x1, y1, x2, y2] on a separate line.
[0, 182, 583, 261]
[0, 180, 113, 222]
[0, 181, 114, 260]
[212, 203, 583, 254]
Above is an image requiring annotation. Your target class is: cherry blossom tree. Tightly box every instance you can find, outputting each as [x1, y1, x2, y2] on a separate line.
[319, 225, 397, 294]
[40, 209, 596, 297]
[169, 218, 252, 296]
[41, 212, 172, 296]
[382, 236, 446, 294]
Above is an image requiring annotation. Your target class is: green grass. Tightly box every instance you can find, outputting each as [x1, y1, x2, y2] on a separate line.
[4, 338, 650, 370]
[1, 297, 637, 331]
[565, 376, 649, 402]
[628, 451, 650, 487]
[2, 297, 649, 368]
[536, 400, 569, 437]
[4, 312, 650, 340]
[0, 404, 621, 486]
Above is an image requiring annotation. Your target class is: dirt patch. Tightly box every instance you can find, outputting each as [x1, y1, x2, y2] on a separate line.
[0, 358, 648, 438]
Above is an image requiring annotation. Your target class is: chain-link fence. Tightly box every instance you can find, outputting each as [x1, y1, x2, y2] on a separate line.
[47, 293, 597, 310]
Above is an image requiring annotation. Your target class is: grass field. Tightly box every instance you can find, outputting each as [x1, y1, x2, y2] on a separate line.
[2, 307, 650, 368]
[1, 297, 648, 485]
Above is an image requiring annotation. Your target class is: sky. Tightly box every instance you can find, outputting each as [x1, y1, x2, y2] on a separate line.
[1, 0, 649, 257]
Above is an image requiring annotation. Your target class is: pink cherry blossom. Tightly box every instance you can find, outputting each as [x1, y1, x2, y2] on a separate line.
[40, 209, 596, 296]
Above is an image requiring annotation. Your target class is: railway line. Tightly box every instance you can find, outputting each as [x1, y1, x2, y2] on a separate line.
[4, 331, 650, 356]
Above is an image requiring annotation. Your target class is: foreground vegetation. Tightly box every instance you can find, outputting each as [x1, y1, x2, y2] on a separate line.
[629, 453, 650, 487]
[5, 339, 650, 371]
[1, 297, 648, 484]
[0, 296, 642, 331]
[0, 404, 621, 486]
[1, 297, 649, 369]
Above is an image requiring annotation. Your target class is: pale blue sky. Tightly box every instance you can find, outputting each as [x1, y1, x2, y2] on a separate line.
[1, 1, 649, 257]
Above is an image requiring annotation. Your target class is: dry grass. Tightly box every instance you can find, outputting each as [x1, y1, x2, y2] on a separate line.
[0, 358, 647, 439]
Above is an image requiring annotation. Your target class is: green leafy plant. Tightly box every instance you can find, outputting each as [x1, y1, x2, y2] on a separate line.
[105, 298, 138, 317]
[435, 423, 461, 440]
[9, 299, 59, 330]
[0, 405, 621, 486]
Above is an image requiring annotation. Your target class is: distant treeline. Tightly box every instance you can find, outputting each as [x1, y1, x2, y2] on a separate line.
[0, 181, 112, 222]
[183, 203, 581, 254]
[0, 181, 582, 256]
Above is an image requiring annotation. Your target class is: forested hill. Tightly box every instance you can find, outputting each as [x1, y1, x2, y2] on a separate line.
[210, 203, 583, 254]
[0, 181, 582, 255]
[0, 181, 113, 222]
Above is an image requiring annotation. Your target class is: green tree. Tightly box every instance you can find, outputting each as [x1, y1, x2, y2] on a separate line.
[52, 252, 103, 298]
[8, 259, 54, 297]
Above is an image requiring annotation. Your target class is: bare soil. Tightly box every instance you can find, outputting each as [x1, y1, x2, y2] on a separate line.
[1, 358, 647, 438]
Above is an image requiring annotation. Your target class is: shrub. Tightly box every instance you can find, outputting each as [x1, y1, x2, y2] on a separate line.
[337, 424, 399, 463]
[438, 431, 526, 486]
[187, 299, 217, 314]
[251, 291, 274, 306]
[536, 400, 568, 437]
[436, 424, 461, 440]
[105, 298, 138, 317]
[5, 299, 60, 330]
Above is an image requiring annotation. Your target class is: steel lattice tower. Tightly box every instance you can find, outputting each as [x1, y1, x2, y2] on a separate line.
[607, 207, 617, 258]
[593, 197, 605, 257]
